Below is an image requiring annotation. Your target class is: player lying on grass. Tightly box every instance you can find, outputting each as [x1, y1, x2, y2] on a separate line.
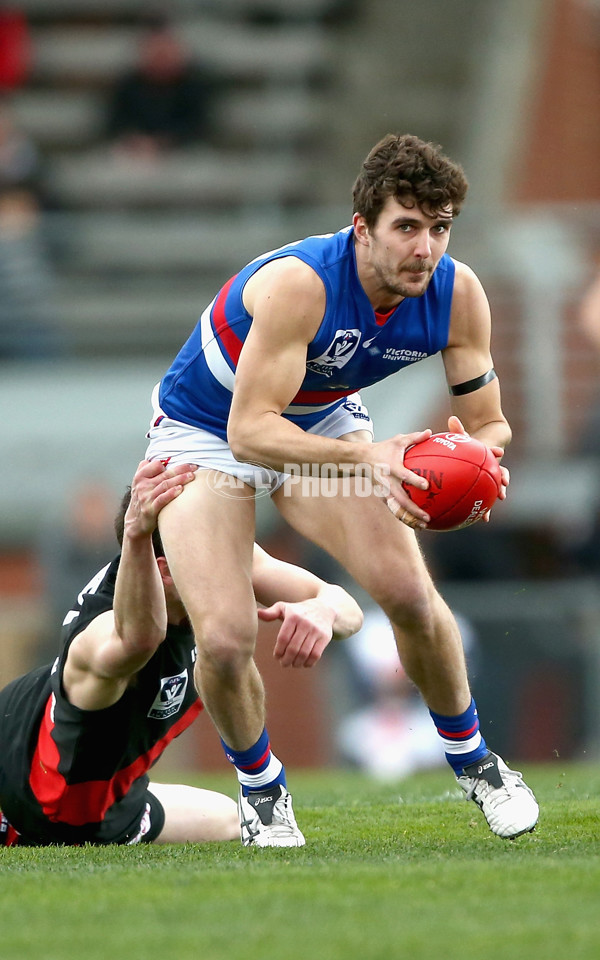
[0, 460, 363, 847]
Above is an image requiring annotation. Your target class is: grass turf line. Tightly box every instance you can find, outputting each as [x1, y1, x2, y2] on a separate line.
[0, 762, 598, 960]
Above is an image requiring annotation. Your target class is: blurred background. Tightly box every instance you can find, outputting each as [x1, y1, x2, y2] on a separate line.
[0, 0, 599, 776]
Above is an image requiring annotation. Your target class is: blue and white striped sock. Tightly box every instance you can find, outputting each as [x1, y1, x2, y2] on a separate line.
[429, 698, 489, 775]
[221, 727, 287, 796]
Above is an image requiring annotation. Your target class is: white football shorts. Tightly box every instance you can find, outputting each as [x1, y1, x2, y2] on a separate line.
[145, 384, 374, 495]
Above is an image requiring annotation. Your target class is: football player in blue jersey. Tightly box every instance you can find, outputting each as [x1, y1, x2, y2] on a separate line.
[145, 133, 539, 844]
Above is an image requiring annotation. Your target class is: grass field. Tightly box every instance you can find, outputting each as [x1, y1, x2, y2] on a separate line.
[1, 761, 599, 960]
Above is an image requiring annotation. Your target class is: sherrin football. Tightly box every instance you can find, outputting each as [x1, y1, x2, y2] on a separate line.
[402, 433, 503, 531]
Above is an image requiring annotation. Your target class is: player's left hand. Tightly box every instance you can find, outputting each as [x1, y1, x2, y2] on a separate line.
[257, 599, 336, 668]
[447, 415, 509, 520]
[125, 459, 198, 540]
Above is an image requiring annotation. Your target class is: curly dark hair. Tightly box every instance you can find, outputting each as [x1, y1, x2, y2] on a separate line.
[352, 133, 469, 228]
[114, 486, 164, 558]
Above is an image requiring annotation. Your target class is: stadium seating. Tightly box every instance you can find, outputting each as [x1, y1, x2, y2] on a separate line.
[10, 0, 345, 355]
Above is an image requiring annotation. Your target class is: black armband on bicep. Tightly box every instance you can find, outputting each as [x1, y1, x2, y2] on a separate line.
[449, 368, 497, 397]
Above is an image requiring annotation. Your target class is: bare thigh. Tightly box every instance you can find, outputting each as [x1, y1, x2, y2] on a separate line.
[149, 782, 239, 843]
[157, 469, 257, 635]
[274, 476, 470, 713]
[157, 470, 267, 746]
[273, 476, 433, 613]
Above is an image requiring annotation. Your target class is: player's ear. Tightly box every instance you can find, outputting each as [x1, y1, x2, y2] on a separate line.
[156, 555, 173, 585]
[352, 212, 370, 244]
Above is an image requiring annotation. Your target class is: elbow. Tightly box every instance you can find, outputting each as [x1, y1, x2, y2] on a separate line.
[113, 617, 166, 658]
[494, 417, 512, 452]
[118, 631, 164, 660]
[349, 603, 365, 637]
[227, 420, 256, 463]
[228, 404, 280, 463]
[334, 596, 364, 641]
[229, 437, 254, 463]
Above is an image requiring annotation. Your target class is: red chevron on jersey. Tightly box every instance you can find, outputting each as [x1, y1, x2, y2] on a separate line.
[291, 387, 357, 404]
[211, 274, 242, 369]
[29, 695, 203, 826]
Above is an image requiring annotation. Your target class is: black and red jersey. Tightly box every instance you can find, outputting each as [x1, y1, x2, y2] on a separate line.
[0, 557, 203, 844]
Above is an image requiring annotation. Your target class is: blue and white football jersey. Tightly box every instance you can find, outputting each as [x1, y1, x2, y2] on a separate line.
[158, 226, 455, 440]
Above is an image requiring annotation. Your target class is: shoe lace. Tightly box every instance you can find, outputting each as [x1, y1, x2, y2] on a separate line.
[264, 796, 299, 836]
[242, 792, 299, 838]
[240, 812, 260, 842]
[464, 766, 524, 806]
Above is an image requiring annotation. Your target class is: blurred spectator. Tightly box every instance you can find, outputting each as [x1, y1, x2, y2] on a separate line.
[576, 263, 600, 457]
[0, 5, 32, 92]
[35, 479, 118, 664]
[421, 521, 578, 584]
[105, 15, 217, 161]
[566, 263, 600, 573]
[0, 96, 41, 197]
[0, 100, 61, 360]
[578, 265, 600, 358]
[240, 0, 360, 26]
[336, 607, 478, 780]
[0, 190, 60, 359]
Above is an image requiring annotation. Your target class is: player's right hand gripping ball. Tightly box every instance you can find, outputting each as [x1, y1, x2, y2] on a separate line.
[402, 433, 503, 531]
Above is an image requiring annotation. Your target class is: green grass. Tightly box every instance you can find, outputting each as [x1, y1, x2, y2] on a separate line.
[1, 763, 599, 960]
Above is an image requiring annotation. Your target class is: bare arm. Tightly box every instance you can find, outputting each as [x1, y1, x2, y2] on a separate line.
[579, 271, 600, 350]
[229, 257, 374, 469]
[228, 256, 431, 521]
[251, 543, 364, 667]
[442, 260, 511, 451]
[63, 460, 197, 710]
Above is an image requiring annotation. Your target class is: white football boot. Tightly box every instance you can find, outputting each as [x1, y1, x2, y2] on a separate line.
[457, 751, 539, 838]
[238, 784, 306, 847]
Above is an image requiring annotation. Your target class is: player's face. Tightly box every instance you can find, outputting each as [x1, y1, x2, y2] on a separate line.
[355, 196, 453, 301]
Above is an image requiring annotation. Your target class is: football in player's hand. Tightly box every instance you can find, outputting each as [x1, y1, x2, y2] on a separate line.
[402, 433, 503, 531]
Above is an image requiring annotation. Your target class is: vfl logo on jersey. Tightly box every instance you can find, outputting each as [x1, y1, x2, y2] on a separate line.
[307, 329, 361, 378]
[148, 669, 189, 719]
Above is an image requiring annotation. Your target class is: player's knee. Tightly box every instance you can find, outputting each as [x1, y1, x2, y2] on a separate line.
[197, 794, 239, 842]
[219, 800, 241, 841]
[376, 578, 438, 635]
[195, 617, 257, 673]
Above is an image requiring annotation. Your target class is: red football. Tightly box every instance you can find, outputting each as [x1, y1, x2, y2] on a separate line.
[402, 433, 502, 531]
